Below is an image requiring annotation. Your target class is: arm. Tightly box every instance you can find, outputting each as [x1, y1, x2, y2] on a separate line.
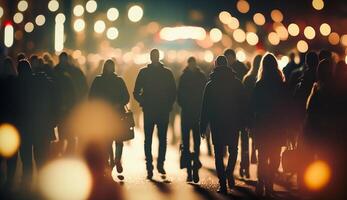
[167, 70, 177, 107]
[177, 74, 185, 107]
[119, 78, 130, 106]
[199, 84, 210, 137]
[133, 70, 144, 105]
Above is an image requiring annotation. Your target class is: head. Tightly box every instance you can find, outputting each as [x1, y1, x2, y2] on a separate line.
[17, 53, 26, 63]
[305, 51, 319, 71]
[17, 59, 32, 78]
[317, 58, 334, 84]
[150, 49, 160, 63]
[318, 49, 332, 61]
[30, 55, 40, 71]
[257, 53, 284, 83]
[102, 59, 115, 74]
[289, 52, 295, 61]
[215, 56, 228, 68]
[59, 52, 69, 64]
[224, 49, 236, 64]
[0, 57, 16, 77]
[43, 52, 54, 66]
[187, 56, 197, 67]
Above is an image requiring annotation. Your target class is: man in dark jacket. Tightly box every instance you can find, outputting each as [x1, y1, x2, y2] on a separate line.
[224, 49, 248, 80]
[200, 56, 246, 194]
[177, 57, 207, 183]
[133, 49, 176, 179]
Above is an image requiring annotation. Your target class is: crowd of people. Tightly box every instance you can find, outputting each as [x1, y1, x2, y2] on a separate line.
[0, 47, 347, 199]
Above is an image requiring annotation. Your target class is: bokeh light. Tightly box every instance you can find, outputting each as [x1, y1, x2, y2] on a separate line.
[0, 123, 20, 157]
[55, 13, 66, 24]
[253, 13, 266, 26]
[14, 12, 24, 24]
[48, 0, 59, 12]
[94, 20, 106, 34]
[340, 35, 347, 46]
[38, 158, 92, 200]
[233, 29, 246, 43]
[236, 50, 246, 62]
[106, 27, 119, 40]
[204, 50, 214, 62]
[210, 28, 222, 43]
[73, 5, 84, 17]
[219, 11, 232, 24]
[304, 160, 331, 190]
[86, 0, 97, 13]
[275, 24, 289, 41]
[227, 17, 240, 30]
[18, 0, 28, 12]
[271, 9, 283, 23]
[328, 32, 340, 45]
[288, 23, 300, 36]
[35, 15, 46, 26]
[236, 0, 250, 14]
[304, 26, 316, 40]
[107, 8, 119, 21]
[160, 26, 206, 41]
[312, 0, 324, 11]
[297, 40, 309, 53]
[74, 19, 85, 32]
[24, 22, 34, 33]
[268, 32, 280, 45]
[320, 23, 331, 36]
[0, 7, 3, 18]
[128, 5, 144, 23]
[246, 32, 259, 45]
[4, 24, 14, 47]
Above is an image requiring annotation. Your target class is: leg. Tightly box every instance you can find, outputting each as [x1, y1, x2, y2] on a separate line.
[115, 142, 124, 173]
[214, 144, 227, 192]
[181, 116, 192, 180]
[256, 147, 269, 196]
[240, 129, 250, 177]
[144, 113, 155, 173]
[20, 141, 33, 188]
[267, 146, 281, 193]
[157, 114, 169, 173]
[192, 123, 201, 183]
[226, 143, 238, 189]
[109, 140, 115, 168]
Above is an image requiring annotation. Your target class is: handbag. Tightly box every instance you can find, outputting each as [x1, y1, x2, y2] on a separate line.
[117, 105, 135, 142]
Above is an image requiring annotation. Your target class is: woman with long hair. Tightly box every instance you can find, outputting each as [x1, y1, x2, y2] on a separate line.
[251, 53, 288, 197]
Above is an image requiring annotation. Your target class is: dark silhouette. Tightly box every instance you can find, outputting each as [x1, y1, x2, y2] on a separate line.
[200, 56, 246, 194]
[240, 54, 262, 178]
[133, 49, 176, 179]
[318, 49, 332, 61]
[177, 57, 207, 183]
[54, 52, 88, 154]
[0, 57, 18, 188]
[251, 54, 288, 197]
[90, 59, 130, 174]
[224, 49, 248, 80]
[282, 52, 299, 82]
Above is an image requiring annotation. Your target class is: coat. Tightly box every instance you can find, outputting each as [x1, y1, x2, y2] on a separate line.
[200, 66, 246, 145]
[133, 63, 176, 114]
[177, 66, 207, 123]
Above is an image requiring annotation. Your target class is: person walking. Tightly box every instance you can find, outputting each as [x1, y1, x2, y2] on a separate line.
[177, 57, 207, 183]
[200, 56, 246, 194]
[133, 49, 176, 179]
[90, 59, 130, 175]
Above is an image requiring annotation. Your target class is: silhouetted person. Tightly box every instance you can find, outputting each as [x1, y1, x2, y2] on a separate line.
[283, 52, 298, 82]
[240, 54, 262, 179]
[84, 142, 124, 200]
[200, 56, 246, 194]
[224, 49, 248, 80]
[318, 49, 332, 61]
[55, 52, 87, 154]
[0, 57, 18, 188]
[177, 57, 207, 183]
[251, 54, 288, 197]
[133, 49, 176, 179]
[90, 59, 130, 174]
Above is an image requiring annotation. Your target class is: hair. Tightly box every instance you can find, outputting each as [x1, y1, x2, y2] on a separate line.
[257, 53, 284, 83]
[17, 53, 26, 62]
[317, 58, 334, 84]
[59, 52, 68, 62]
[17, 59, 32, 78]
[187, 56, 196, 65]
[102, 59, 115, 74]
[215, 56, 228, 67]
[305, 51, 319, 71]
[224, 49, 236, 59]
[243, 54, 262, 80]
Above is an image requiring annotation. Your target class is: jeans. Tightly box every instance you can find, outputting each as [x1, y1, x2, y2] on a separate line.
[181, 117, 201, 169]
[108, 141, 124, 166]
[144, 111, 169, 171]
[214, 142, 238, 185]
[240, 129, 250, 171]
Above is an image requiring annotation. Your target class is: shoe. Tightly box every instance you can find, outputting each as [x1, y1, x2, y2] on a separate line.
[186, 168, 192, 182]
[147, 170, 153, 180]
[245, 169, 250, 179]
[115, 159, 123, 173]
[157, 165, 166, 175]
[227, 176, 235, 189]
[217, 185, 227, 194]
[192, 168, 200, 183]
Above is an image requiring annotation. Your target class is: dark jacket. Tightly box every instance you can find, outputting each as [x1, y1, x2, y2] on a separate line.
[251, 80, 289, 148]
[133, 62, 176, 113]
[177, 66, 207, 122]
[89, 73, 130, 113]
[230, 61, 248, 80]
[200, 66, 246, 145]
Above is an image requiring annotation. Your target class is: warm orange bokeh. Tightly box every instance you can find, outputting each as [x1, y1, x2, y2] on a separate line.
[304, 160, 331, 191]
[0, 123, 20, 158]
